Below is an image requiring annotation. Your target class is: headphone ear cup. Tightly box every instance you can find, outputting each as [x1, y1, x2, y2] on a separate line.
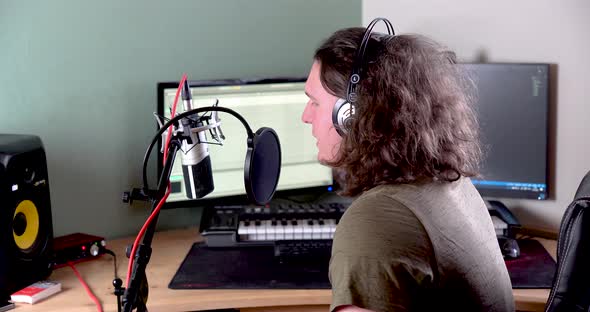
[332, 98, 355, 136]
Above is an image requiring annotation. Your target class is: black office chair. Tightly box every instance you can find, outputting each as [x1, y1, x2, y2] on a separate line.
[545, 170, 590, 312]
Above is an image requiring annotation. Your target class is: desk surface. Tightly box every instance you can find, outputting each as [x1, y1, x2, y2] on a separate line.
[18, 228, 555, 312]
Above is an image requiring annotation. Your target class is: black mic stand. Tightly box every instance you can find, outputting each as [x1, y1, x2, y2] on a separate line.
[113, 104, 269, 312]
[119, 139, 181, 312]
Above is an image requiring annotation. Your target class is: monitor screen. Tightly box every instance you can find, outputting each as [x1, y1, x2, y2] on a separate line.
[462, 63, 550, 200]
[157, 78, 333, 207]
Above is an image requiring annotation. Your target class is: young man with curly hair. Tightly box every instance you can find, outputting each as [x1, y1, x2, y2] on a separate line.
[301, 21, 514, 312]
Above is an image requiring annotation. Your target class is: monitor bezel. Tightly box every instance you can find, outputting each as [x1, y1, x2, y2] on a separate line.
[156, 77, 335, 209]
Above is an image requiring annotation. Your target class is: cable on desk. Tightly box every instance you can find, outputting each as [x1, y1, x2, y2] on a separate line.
[68, 262, 104, 312]
[104, 248, 124, 312]
[104, 248, 118, 279]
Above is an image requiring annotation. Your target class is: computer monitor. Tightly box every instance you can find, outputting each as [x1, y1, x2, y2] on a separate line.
[462, 63, 550, 200]
[156, 78, 334, 208]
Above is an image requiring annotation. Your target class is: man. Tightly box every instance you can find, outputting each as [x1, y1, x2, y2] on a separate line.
[301, 20, 514, 312]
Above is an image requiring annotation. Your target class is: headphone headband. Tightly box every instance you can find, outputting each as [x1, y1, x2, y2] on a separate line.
[347, 18, 395, 104]
[333, 17, 395, 136]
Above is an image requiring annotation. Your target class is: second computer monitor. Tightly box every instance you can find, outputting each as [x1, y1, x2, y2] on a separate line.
[463, 63, 550, 200]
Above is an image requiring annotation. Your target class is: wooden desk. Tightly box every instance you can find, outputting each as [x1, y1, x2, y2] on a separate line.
[19, 228, 556, 312]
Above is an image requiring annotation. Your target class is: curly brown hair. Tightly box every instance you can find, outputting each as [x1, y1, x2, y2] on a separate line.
[314, 27, 482, 196]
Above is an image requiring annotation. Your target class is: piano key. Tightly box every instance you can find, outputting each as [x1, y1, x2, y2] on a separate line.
[284, 222, 294, 240]
[302, 219, 313, 239]
[293, 222, 304, 240]
[265, 220, 275, 241]
[237, 221, 249, 241]
[320, 219, 334, 239]
[311, 220, 323, 239]
[327, 219, 337, 239]
[255, 221, 265, 240]
[275, 222, 285, 240]
[245, 221, 257, 240]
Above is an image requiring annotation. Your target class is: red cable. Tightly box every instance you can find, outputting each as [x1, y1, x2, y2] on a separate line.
[69, 262, 103, 312]
[125, 74, 186, 288]
[163, 74, 187, 161]
[124, 189, 171, 288]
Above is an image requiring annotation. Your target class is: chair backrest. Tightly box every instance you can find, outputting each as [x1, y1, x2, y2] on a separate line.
[545, 170, 590, 312]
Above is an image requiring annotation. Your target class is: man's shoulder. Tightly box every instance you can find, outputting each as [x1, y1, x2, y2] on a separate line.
[350, 180, 455, 209]
[345, 178, 486, 231]
[367, 178, 483, 213]
[335, 184, 432, 256]
[346, 184, 414, 218]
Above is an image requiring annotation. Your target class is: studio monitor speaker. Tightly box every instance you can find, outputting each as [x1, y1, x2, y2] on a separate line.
[0, 134, 53, 299]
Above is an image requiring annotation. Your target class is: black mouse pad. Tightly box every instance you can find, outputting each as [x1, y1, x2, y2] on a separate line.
[169, 240, 556, 290]
[169, 243, 331, 289]
[505, 239, 556, 289]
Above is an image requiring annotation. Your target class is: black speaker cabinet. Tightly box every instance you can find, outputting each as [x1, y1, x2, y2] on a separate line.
[0, 134, 53, 299]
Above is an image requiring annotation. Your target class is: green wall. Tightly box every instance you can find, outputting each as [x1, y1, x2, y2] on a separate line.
[0, 1, 361, 239]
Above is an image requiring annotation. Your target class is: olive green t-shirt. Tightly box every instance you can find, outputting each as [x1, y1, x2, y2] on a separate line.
[329, 178, 514, 312]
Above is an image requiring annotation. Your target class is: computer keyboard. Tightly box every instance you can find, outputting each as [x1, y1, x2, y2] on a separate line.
[274, 239, 333, 263]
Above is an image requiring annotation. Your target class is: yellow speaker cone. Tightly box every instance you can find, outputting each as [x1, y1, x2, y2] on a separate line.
[13, 200, 40, 251]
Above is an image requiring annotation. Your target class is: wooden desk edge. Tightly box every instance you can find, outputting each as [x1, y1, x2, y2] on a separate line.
[21, 228, 555, 312]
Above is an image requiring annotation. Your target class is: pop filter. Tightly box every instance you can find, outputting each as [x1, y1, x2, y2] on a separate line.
[244, 127, 281, 205]
[142, 105, 282, 206]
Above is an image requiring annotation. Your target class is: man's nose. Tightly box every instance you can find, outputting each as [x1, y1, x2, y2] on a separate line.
[301, 102, 313, 124]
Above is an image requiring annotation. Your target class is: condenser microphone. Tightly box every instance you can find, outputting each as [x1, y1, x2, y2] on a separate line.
[178, 80, 214, 199]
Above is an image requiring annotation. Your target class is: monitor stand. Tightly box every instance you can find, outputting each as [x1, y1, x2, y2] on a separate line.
[486, 200, 520, 238]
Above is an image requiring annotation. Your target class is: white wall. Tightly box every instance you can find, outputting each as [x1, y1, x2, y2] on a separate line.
[363, 0, 590, 232]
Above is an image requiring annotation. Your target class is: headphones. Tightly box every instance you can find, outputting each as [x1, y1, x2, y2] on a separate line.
[332, 17, 395, 136]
